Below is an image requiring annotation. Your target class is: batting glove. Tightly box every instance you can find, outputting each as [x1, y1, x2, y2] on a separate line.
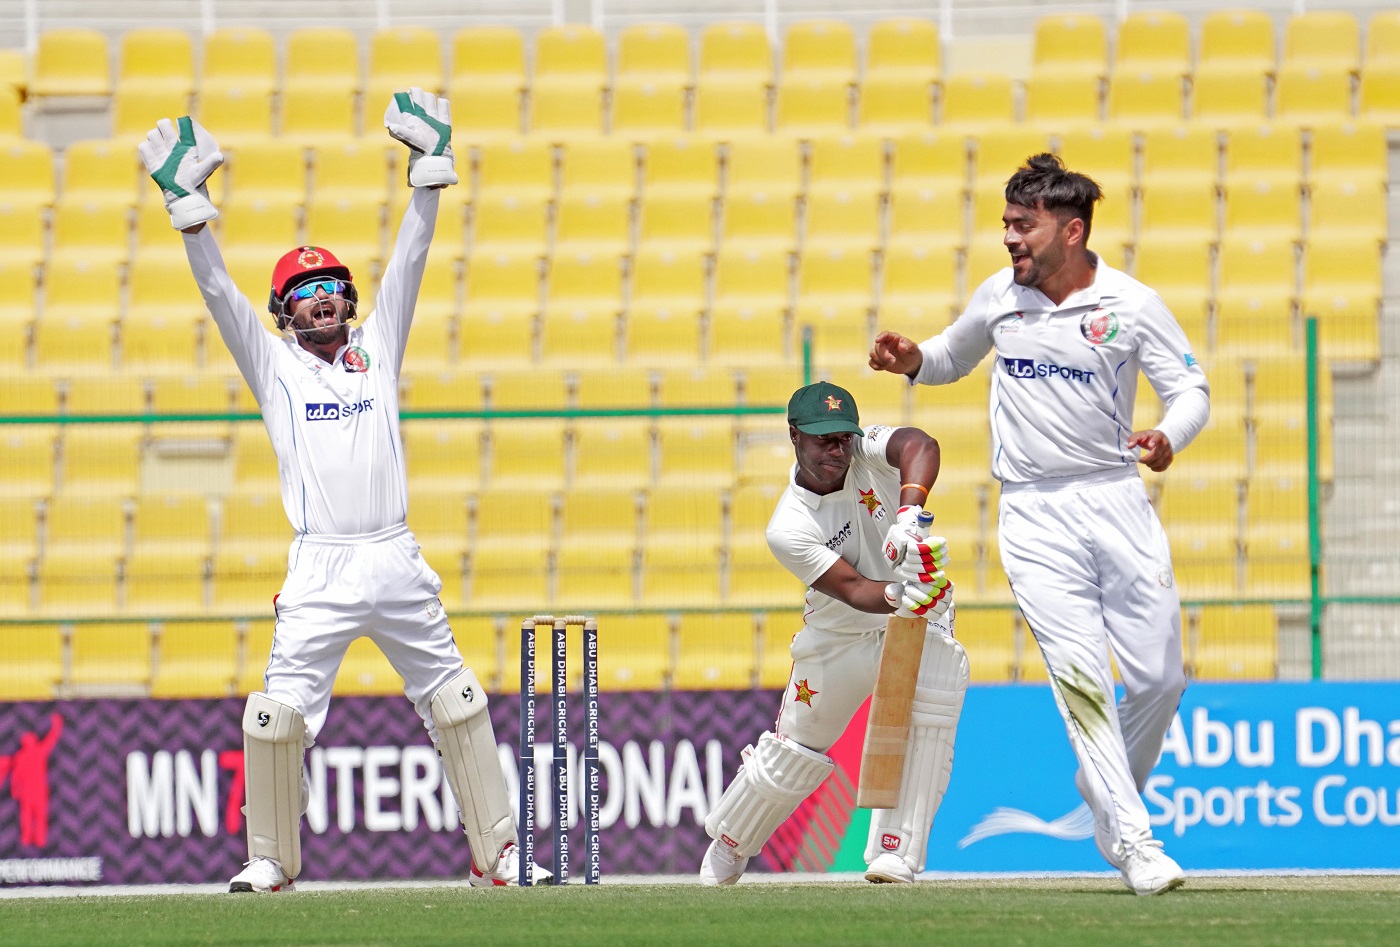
[884, 573, 953, 619]
[886, 533, 950, 584]
[384, 87, 457, 188]
[138, 116, 223, 230]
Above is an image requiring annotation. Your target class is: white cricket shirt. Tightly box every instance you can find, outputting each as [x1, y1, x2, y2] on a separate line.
[767, 425, 906, 635]
[185, 188, 439, 537]
[913, 259, 1211, 484]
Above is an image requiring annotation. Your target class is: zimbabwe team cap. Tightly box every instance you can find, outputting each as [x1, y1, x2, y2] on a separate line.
[270, 245, 354, 300]
[787, 381, 864, 436]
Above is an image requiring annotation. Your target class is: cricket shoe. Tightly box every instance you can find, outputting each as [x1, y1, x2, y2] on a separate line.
[228, 857, 294, 894]
[700, 839, 749, 886]
[864, 852, 915, 884]
[469, 842, 553, 887]
[1074, 768, 1123, 870]
[1120, 840, 1185, 896]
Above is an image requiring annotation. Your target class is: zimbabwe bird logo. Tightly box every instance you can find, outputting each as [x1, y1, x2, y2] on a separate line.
[858, 489, 883, 517]
[794, 679, 818, 706]
[825, 395, 842, 411]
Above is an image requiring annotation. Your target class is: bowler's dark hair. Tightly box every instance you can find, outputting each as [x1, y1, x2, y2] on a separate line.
[1004, 153, 1102, 241]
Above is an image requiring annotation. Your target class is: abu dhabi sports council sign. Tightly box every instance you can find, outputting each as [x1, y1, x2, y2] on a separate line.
[928, 682, 1400, 871]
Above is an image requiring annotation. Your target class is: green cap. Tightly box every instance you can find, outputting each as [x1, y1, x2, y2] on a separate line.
[787, 381, 864, 436]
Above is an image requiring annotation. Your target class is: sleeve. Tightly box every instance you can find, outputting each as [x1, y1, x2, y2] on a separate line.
[1135, 292, 1212, 452]
[912, 276, 998, 387]
[767, 519, 840, 589]
[857, 423, 900, 472]
[183, 226, 278, 406]
[370, 186, 441, 375]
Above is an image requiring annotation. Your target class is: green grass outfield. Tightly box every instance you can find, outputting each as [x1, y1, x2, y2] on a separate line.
[3, 876, 1398, 947]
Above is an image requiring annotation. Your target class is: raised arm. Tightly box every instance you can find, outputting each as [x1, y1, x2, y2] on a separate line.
[871, 279, 997, 386]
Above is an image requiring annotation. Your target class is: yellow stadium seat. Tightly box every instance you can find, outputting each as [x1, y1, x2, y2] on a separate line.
[782, 20, 855, 83]
[529, 83, 604, 141]
[1157, 474, 1240, 541]
[588, 614, 669, 691]
[758, 610, 803, 687]
[1215, 297, 1295, 358]
[574, 368, 652, 408]
[886, 182, 965, 251]
[119, 27, 193, 98]
[1192, 69, 1270, 128]
[212, 547, 285, 614]
[1224, 124, 1303, 189]
[657, 418, 734, 488]
[643, 483, 723, 550]
[674, 613, 756, 689]
[1, 140, 56, 210]
[1217, 236, 1296, 311]
[693, 76, 770, 137]
[220, 489, 294, 551]
[709, 302, 788, 365]
[149, 621, 238, 698]
[124, 549, 207, 615]
[796, 300, 870, 365]
[217, 195, 300, 269]
[974, 126, 1051, 187]
[700, 21, 772, 84]
[804, 188, 882, 250]
[1309, 120, 1388, 187]
[1032, 13, 1109, 80]
[44, 496, 125, 563]
[406, 491, 470, 567]
[1275, 64, 1354, 126]
[1223, 179, 1302, 241]
[940, 73, 1014, 129]
[488, 372, 567, 411]
[1141, 124, 1220, 190]
[954, 608, 1016, 682]
[534, 24, 607, 89]
[730, 481, 784, 546]
[31, 29, 110, 97]
[881, 242, 959, 318]
[197, 86, 273, 146]
[305, 196, 384, 268]
[656, 366, 739, 407]
[0, 84, 17, 138]
[964, 241, 1012, 290]
[63, 376, 144, 418]
[546, 251, 624, 315]
[0, 203, 45, 269]
[719, 190, 797, 251]
[612, 78, 687, 141]
[281, 85, 356, 143]
[1023, 73, 1102, 128]
[2, 428, 55, 499]
[477, 138, 555, 200]
[132, 494, 211, 556]
[450, 26, 526, 92]
[69, 621, 150, 686]
[809, 133, 885, 196]
[201, 27, 275, 95]
[1089, 181, 1132, 253]
[57, 426, 141, 495]
[333, 637, 405, 696]
[713, 245, 791, 307]
[626, 306, 703, 364]
[560, 137, 637, 198]
[867, 17, 940, 82]
[0, 497, 38, 561]
[970, 179, 1014, 238]
[49, 200, 130, 267]
[1115, 11, 1191, 75]
[890, 129, 967, 188]
[1107, 70, 1185, 130]
[1284, 11, 1360, 71]
[285, 28, 360, 94]
[725, 135, 803, 198]
[469, 193, 549, 256]
[62, 139, 139, 208]
[404, 369, 482, 412]
[858, 73, 934, 134]
[775, 75, 852, 135]
[640, 541, 721, 607]
[238, 621, 276, 691]
[1246, 473, 1309, 539]
[312, 139, 392, 203]
[1195, 605, 1277, 679]
[402, 420, 483, 493]
[554, 193, 632, 255]
[729, 539, 806, 607]
[473, 484, 554, 566]
[485, 423, 566, 491]
[556, 543, 636, 609]
[38, 552, 120, 618]
[560, 484, 642, 551]
[1199, 10, 1275, 78]
[226, 426, 280, 496]
[631, 246, 706, 312]
[0, 625, 63, 699]
[111, 86, 191, 140]
[366, 27, 443, 107]
[33, 316, 115, 378]
[1302, 237, 1382, 361]
[570, 420, 652, 491]
[643, 136, 720, 198]
[1368, 11, 1400, 67]
[448, 84, 522, 144]
[539, 307, 619, 365]
[0, 378, 57, 418]
[1138, 184, 1217, 243]
[1253, 357, 1332, 425]
[1133, 236, 1212, 315]
[617, 23, 690, 83]
[795, 245, 873, 309]
[1254, 415, 1320, 480]
[132, 199, 197, 265]
[446, 616, 496, 690]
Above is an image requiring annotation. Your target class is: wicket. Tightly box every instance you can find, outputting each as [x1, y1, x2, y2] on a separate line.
[518, 615, 600, 886]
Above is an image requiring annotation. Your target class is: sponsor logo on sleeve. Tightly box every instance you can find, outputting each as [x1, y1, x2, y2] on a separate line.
[1080, 309, 1120, 345]
[1185, 352, 1199, 368]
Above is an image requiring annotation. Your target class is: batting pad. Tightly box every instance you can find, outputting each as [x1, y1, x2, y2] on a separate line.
[866, 633, 969, 873]
[705, 732, 834, 858]
[242, 692, 306, 879]
[430, 668, 516, 874]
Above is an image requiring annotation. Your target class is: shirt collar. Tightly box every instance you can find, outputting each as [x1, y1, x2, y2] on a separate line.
[788, 463, 846, 509]
[1009, 252, 1114, 313]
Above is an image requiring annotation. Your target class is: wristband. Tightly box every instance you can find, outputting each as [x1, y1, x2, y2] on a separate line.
[901, 483, 929, 499]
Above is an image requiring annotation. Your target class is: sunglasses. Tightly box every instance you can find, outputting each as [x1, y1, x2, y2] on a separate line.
[287, 279, 348, 301]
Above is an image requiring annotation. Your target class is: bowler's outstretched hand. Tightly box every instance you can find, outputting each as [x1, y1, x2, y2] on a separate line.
[869, 331, 923, 377]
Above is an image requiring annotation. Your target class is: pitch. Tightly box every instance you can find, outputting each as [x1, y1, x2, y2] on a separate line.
[2, 875, 1398, 947]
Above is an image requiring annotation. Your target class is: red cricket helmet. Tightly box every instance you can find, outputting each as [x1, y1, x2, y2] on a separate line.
[267, 245, 358, 330]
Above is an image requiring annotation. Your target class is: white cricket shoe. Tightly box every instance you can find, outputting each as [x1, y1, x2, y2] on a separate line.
[1120, 840, 1185, 896]
[228, 857, 294, 894]
[469, 842, 553, 887]
[1074, 769, 1123, 870]
[864, 852, 915, 884]
[700, 839, 749, 886]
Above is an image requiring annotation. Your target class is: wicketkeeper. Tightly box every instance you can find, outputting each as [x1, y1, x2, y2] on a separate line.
[701, 382, 968, 885]
[139, 89, 543, 893]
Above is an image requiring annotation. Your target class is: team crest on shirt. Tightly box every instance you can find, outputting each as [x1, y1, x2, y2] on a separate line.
[1080, 309, 1120, 345]
[344, 345, 370, 373]
[858, 488, 887, 521]
[793, 679, 818, 706]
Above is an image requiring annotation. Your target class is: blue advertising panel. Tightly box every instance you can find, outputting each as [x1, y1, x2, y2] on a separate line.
[926, 682, 1400, 871]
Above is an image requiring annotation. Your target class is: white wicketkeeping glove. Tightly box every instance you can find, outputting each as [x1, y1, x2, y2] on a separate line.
[884, 573, 953, 619]
[138, 116, 223, 230]
[384, 87, 457, 188]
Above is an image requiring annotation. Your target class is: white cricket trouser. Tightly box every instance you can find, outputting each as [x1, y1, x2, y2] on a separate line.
[775, 608, 956, 753]
[998, 467, 1185, 857]
[259, 523, 466, 745]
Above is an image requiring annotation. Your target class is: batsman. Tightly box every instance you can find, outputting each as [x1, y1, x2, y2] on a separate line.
[701, 382, 967, 885]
